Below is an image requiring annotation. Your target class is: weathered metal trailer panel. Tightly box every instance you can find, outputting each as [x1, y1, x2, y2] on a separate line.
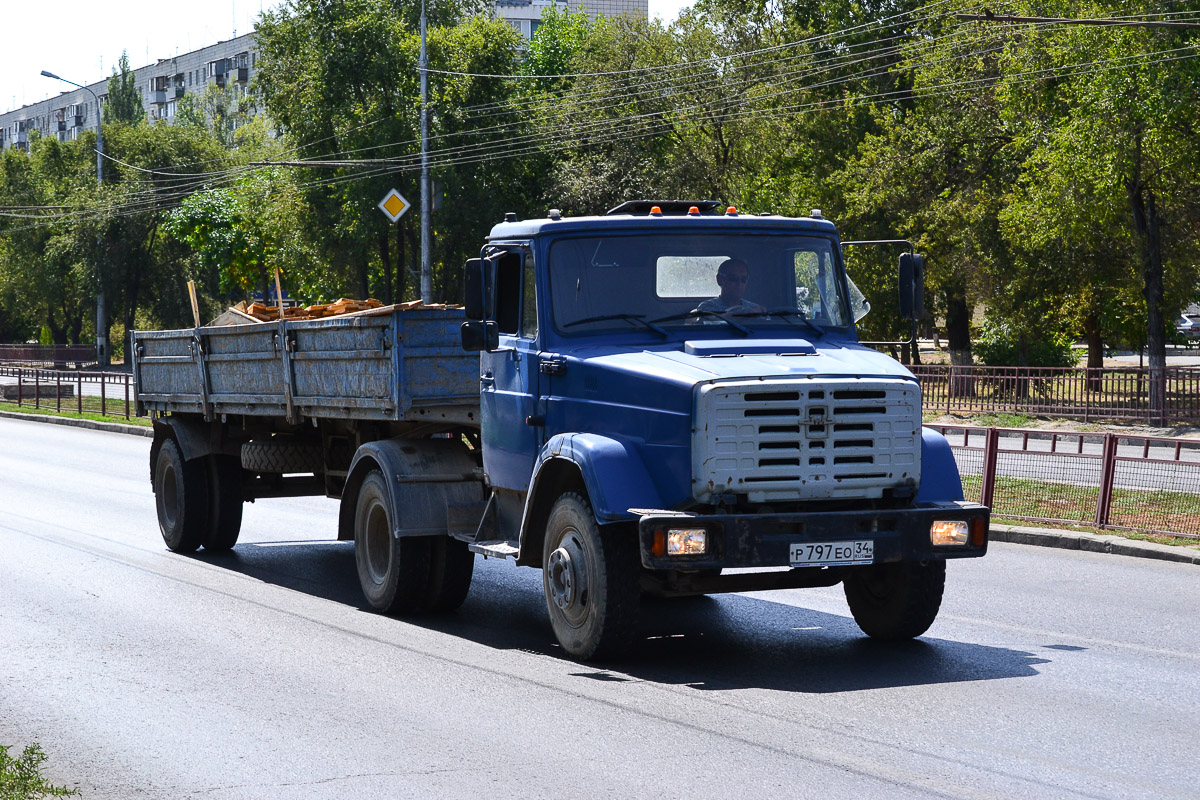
[134, 307, 479, 425]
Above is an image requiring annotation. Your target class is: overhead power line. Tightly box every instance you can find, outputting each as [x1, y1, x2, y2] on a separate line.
[957, 12, 1200, 28]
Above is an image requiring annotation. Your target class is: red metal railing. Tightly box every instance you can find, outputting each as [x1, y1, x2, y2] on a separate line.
[936, 424, 1200, 538]
[0, 367, 135, 420]
[0, 344, 96, 368]
[913, 365, 1200, 424]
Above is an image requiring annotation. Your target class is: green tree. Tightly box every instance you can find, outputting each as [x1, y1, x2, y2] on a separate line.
[105, 51, 143, 125]
[254, 0, 526, 304]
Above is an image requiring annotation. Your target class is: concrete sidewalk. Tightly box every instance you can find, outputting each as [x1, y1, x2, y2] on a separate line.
[3, 405, 1197, 565]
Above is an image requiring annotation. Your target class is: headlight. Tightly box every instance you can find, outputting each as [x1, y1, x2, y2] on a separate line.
[666, 528, 708, 556]
[930, 520, 969, 546]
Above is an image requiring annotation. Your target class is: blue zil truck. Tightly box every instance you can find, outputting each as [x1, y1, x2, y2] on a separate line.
[134, 200, 989, 660]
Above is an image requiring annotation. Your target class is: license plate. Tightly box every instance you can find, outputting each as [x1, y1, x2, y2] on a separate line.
[789, 540, 874, 567]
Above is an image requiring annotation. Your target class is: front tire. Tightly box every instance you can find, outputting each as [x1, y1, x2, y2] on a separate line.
[153, 438, 208, 553]
[354, 470, 431, 615]
[542, 493, 640, 660]
[843, 560, 946, 641]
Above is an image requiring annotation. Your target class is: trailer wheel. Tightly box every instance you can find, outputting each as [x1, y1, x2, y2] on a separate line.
[204, 455, 244, 551]
[241, 440, 323, 475]
[153, 438, 208, 553]
[354, 470, 431, 615]
[423, 537, 475, 612]
[542, 493, 640, 660]
[843, 560, 945, 641]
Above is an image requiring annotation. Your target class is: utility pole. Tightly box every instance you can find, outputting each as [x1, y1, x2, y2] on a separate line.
[41, 70, 107, 366]
[419, 0, 432, 304]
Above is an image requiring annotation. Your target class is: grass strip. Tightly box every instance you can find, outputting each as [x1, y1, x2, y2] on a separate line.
[962, 474, 1199, 542]
[0, 400, 150, 428]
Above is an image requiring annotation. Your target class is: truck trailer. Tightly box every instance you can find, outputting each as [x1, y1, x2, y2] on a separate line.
[134, 200, 989, 660]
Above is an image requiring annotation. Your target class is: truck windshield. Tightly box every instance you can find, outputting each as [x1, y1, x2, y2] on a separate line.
[549, 233, 850, 335]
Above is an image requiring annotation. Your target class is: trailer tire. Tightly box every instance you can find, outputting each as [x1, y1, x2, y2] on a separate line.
[423, 537, 475, 612]
[153, 438, 208, 553]
[843, 560, 945, 641]
[542, 493, 640, 661]
[241, 440, 323, 475]
[354, 470, 431, 615]
[204, 455, 244, 551]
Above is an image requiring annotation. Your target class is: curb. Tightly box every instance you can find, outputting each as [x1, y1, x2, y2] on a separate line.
[0, 407, 152, 438]
[991, 524, 1200, 565]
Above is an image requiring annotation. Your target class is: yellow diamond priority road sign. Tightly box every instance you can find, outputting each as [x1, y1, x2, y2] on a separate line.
[377, 189, 411, 223]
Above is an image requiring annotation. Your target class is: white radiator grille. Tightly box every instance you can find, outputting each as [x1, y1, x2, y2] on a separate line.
[692, 377, 921, 503]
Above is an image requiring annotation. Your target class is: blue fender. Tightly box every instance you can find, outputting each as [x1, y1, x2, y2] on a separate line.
[527, 433, 665, 524]
[915, 426, 965, 503]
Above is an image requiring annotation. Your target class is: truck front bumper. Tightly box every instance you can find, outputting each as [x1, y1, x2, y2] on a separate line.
[634, 501, 989, 571]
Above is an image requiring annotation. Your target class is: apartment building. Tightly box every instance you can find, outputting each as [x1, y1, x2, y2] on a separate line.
[0, 33, 258, 152]
[497, 0, 647, 39]
[0, 0, 647, 152]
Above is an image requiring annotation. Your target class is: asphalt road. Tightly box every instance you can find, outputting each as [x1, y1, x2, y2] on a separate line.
[2, 417, 1199, 799]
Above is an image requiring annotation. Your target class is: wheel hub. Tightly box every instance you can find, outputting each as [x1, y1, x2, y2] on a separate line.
[547, 534, 589, 623]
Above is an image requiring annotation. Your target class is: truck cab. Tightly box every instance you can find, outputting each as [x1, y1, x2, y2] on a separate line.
[459, 201, 988, 658]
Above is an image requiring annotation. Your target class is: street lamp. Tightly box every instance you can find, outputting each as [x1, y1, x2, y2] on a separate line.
[41, 69, 108, 366]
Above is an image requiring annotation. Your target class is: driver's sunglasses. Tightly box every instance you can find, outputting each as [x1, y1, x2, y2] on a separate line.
[720, 274, 749, 284]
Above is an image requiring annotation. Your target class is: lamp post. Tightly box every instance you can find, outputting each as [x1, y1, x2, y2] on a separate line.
[40, 69, 108, 366]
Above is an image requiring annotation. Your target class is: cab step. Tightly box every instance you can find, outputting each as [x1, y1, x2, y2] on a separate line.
[468, 540, 519, 560]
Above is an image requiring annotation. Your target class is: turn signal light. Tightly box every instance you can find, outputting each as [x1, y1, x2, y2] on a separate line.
[650, 206, 662, 216]
[726, 206, 738, 216]
[930, 520, 968, 546]
[687, 206, 700, 216]
[970, 518, 988, 547]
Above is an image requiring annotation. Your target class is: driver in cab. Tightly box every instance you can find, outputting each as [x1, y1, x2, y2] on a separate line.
[695, 258, 766, 314]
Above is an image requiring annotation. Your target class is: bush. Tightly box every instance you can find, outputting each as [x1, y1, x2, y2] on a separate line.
[0, 743, 77, 799]
[974, 319, 1078, 368]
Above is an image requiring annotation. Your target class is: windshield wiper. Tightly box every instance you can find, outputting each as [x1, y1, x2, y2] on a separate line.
[563, 313, 668, 338]
[730, 308, 825, 338]
[649, 309, 750, 337]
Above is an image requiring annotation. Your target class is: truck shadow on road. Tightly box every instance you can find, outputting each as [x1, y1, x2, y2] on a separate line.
[213, 540, 1049, 694]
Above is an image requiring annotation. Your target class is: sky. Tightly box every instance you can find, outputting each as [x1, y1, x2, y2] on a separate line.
[0, 0, 693, 116]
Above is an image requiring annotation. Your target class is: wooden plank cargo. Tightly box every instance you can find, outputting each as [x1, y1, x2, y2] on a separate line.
[132, 305, 479, 428]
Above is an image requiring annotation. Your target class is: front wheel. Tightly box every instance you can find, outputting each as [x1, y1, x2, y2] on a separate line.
[843, 560, 946, 641]
[542, 493, 640, 660]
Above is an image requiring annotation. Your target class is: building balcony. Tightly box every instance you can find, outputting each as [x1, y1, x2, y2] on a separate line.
[236, 67, 249, 83]
[151, 90, 167, 105]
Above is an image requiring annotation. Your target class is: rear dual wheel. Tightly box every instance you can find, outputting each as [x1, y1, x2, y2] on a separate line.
[153, 438, 244, 553]
[353, 470, 474, 616]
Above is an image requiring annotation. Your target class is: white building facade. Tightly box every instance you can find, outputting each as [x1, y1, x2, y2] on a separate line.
[0, 1, 647, 152]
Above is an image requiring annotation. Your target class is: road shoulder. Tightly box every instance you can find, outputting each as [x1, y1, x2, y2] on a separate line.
[0, 407, 152, 438]
[991, 523, 1200, 565]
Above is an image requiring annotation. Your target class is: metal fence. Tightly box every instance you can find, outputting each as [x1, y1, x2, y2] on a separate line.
[0, 344, 95, 369]
[937, 425, 1200, 539]
[913, 365, 1200, 424]
[0, 367, 136, 419]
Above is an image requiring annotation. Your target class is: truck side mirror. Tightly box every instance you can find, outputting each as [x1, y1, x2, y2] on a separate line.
[461, 320, 499, 352]
[464, 258, 485, 320]
[898, 253, 926, 319]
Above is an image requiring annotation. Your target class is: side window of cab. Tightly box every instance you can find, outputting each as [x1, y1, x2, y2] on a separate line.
[493, 246, 537, 339]
[520, 251, 537, 339]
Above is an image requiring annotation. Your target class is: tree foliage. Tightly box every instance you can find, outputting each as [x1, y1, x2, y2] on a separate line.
[105, 51, 143, 125]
